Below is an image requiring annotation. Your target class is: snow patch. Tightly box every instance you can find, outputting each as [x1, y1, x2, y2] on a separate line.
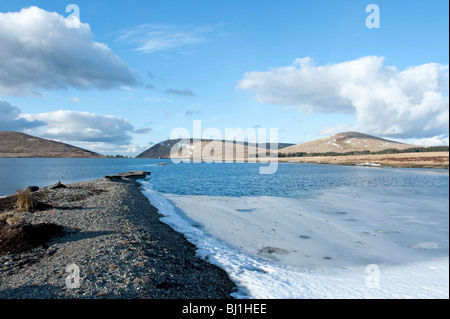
[140, 180, 449, 299]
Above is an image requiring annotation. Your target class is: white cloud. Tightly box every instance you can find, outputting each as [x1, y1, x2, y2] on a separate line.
[72, 141, 147, 157]
[0, 99, 45, 130]
[2, 104, 147, 155]
[0, 6, 140, 96]
[238, 56, 449, 140]
[398, 135, 449, 147]
[117, 24, 209, 53]
[20, 110, 135, 145]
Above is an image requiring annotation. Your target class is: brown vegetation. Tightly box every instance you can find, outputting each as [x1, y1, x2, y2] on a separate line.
[15, 189, 34, 212]
[0, 188, 60, 255]
[277, 152, 449, 169]
[0, 131, 104, 158]
[279, 132, 419, 154]
[0, 222, 63, 254]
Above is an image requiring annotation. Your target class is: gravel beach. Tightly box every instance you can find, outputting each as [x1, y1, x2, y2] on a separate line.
[0, 175, 237, 299]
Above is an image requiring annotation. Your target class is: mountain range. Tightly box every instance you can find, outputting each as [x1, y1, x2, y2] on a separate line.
[0, 130, 437, 159]
[136, 132, 420, 159]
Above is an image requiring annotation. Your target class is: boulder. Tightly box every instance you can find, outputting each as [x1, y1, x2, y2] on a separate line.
[104, 175, 122, 181]
[105, 171, 150, 181]
[50, 181, 67, 189]
[117, 171, 151, 179]
[25, 186, 39, 193]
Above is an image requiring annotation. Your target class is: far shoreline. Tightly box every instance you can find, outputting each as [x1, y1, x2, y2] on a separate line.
[137, 151, 450, 170]
[0, 151, 449, 170]
[274, 151, 449, 170]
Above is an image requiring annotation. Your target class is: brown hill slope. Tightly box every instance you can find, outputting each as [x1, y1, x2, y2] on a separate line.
[136, 139, 294, 159]
[0, 131, 104, 158]
[279, 132, 419, 154]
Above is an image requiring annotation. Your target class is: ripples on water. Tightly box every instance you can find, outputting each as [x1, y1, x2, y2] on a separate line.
[0, 158, 448, 198]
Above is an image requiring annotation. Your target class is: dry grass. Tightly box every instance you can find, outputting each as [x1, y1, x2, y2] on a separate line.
[0, 212, 13, 224]
[279, 132, 418, 154]
[0, 131, 105, 158]
[0, 212, 25, 228]
[6, 215, 25, 227]
[15, 189, 35, 213]
[175, 151, 449, 169]
[277, 151, 449, 169]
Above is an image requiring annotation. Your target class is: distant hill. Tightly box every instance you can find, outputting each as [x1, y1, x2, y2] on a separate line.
[0, 131, 104, 158]
[136, 139, 294, 159]
[278, 132, 419, 155]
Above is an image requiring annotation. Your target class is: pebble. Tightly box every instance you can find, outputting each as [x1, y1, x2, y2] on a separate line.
[0, 178, 237, 299]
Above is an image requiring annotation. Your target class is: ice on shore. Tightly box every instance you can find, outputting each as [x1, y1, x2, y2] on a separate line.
[140, 180, 449, 299]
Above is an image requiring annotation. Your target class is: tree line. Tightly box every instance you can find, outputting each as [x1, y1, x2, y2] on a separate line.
[278, 146, 449, 158]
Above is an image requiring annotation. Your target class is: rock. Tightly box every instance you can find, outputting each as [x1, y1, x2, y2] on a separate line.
[104, 175, 123, 181]
[117, 171, 151, 179]
[105, 171, 150, 181]
[0, 177, 237, 299]
[50, 181, 66, 189]
[257, 246, 290, 256]
[25, 186, 39, 193]
[33, 201, 53, 211]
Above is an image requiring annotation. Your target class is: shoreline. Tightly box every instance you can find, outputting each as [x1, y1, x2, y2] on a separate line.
[142, 151, 450, 169]
[0, 175, 237, 299]
[275, 151, 449, 169]
[1, 151, 448, 170]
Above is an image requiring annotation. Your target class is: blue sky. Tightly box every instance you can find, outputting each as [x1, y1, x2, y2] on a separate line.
[0, 0, 448, 155]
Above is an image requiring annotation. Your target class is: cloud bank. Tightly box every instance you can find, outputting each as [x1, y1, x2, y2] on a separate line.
[0, 100, 45, 131]
[0, 100, 144, 154]
[20, 110, 134, 144]
[17, 109, 148, 155]
[0, 6, 140, 96]
[238, 56, 449, 142]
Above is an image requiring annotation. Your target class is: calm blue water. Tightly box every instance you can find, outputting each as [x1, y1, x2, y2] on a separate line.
[0, 158, 164, 196]
[0, 158, 448, 198]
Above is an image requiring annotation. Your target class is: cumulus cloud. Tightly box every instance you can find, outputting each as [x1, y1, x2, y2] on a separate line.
[20, 110, 135, 145]
[407, 135, 449, 147]
[0, 6, 140, 96]
[73, 141, 147, 157]
[238, 56, 449, 140]
[1, 106, 148, 155]
[0, 99, 45, 131]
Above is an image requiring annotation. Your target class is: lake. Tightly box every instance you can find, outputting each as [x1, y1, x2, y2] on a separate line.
[0, 158, 447, 197]
[0, 158, 448, 298]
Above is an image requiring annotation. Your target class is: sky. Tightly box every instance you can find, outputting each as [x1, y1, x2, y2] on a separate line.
[0, 0, 448, 156]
